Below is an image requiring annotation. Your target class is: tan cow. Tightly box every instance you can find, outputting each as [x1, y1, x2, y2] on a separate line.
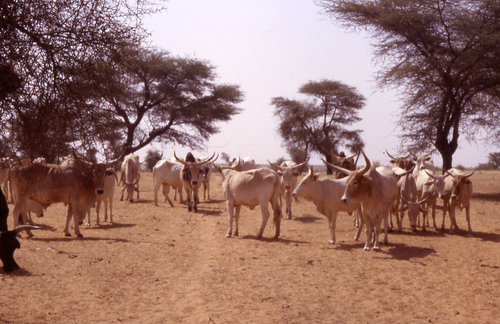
[216, 165, 282, 239]
[119, 153, 140, 202]
[325, 151, 398, 251]
[267, 159, 308, 219]
[386, 150, 415, 171]
[292, 166, 362, 244]
[10, 154, 120, 237]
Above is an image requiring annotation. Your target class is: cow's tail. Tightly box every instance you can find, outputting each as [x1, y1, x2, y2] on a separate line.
[271, 175, 282, 238]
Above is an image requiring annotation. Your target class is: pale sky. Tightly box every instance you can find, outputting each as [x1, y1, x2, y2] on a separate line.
[140, 0, 496, 168]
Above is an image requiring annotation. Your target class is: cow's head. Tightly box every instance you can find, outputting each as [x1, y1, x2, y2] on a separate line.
[322, 151, 372, 204]
[175, 152, 216, 188]
[449, 170, 474, 200]
[0, 225, 42, 272]
[400, 197, 427, 232]
[268, 159, 308, 192]
[325, 151, 358, 179]
[292, 166, 319, 201]
[386, 150, 415, 171]
[73, 152, 121, 197]
[411, 151, 433, 170]
[425, 170, 450, 199]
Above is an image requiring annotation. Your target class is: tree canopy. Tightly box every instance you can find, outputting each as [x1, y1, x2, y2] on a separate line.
[0, 0, 242, 162]
[317, 0, 500, 169]
[272, 79, 365, 173]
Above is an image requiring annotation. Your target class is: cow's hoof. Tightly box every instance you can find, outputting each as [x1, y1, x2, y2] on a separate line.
[76, 233, 84, 238]
[363, 247, 370, 251]
[226, 234, 231, 238]
[64, 233, 71, 237]
[328, 240, 334, 244]
[85, 223, 90, 227]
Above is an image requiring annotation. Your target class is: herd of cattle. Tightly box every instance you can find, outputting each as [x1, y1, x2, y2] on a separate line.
[0, 150, 475, 272]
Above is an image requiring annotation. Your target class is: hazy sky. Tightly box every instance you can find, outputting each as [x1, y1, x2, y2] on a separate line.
[141, 0, 495, 168]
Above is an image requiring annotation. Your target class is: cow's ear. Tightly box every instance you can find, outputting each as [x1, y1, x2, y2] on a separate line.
[292, 171, 300, 177]
[465, 179, 471, 184]
[390, 159, 395, 163]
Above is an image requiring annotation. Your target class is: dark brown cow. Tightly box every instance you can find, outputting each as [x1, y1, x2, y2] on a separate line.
[326, 151, 357, 179]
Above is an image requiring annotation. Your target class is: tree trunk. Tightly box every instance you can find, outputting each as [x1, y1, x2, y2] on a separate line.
[325, 154, 334, 175]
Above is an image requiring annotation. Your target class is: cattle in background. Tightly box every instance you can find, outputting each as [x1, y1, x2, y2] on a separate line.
[174, 152, 216, 212]
[325, 151, 398, 251]
[10, 154, 120, 237]
[216, 165, 281, 239]
[326, 151, 358, 179]
[119, 153, 140, 202]
[293, 166, 362, 244]
[411, 152, 436, 177]
[196, 157, 214, 200]
[414, 170, 438, 231]
[394, 167, 426, 232]
[152, 159, 185, 206]
[427, 169, 474, 234]
[87, 169, 118, 226]
[0, 165, 11, 203]
[0, 187, 41, 272]
[386, 150, 415, 171]
[230, 157, 256, 171]
[267, 159, 308, 219]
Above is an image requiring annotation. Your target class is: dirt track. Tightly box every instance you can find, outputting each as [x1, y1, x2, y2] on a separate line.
[1, 170, 499, 323]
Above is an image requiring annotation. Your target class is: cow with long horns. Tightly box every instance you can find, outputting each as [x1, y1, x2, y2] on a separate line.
[174, 152, 217, 212]
[324, 151, 398, 251]
[267, 159, 308, 219]
[10, 153, 121, 238]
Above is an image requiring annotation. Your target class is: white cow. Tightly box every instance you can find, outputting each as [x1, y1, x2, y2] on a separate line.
[326, 151, 398, 251]
[216, 165, 282, 239]
[267, 159, 308, 219]
[152, 159, 184, 206]
[292, 166, 362, 244]
[411, 152, 436, 178]
[230, 157, 256, 171]
[87, 169, 117, 226]
[119, 153, 140, 202]
[415, 170, 438, 231]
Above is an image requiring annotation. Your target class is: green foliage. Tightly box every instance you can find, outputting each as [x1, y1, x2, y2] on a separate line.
[143, 149, 163, 172]
[488, 152, 500, 169]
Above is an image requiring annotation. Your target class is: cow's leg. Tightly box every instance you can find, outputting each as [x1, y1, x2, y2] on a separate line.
[285, 190, 292, 219]
[64, 205, 72, 236]
[363, 214, 373, 251]
[163, 184, 175, 207]
[398, 203, 405, 233]
[95, 199, 102, 226]
[73, 205, 84, 238]
[226, 201, 234, 237]
[421, 203, 428, 232]
[431, 202, 437, 231]
[465, 204, 472, 234]
[441, 198, 449, 231]
[234, 205, 241, 237]
[192, 185, 199, 212]
[119, 186, 126, 201]
[449, 200, 459, 234]
[86, 208, 91, 227]
[328, 212, 338, 244]
[108, 197, 114, 224]
[136, 181, 140, 200]
[206, 181, 210, 200]
[256, 203, 270, 239]
[354, 209, 364, 241]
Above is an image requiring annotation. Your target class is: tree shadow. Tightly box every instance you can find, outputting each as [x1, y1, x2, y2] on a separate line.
[293, 215, 322, 224]
[471, 193, 500, 202]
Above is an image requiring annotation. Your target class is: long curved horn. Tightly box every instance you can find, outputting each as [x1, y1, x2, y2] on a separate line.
[424, 169, 436, 179]
[173, 151, 187, 165]
[231, 157, 241, 170]
[464, 170, 475, 178]
[267, 160, 283, 171]
[321, 158, 353, 176]
[14, 225, 42, 232]
[292, 159, 309, 171]
[198, 152, 216, 165]
[445, 169, 454, 177]
[416, 196, 428, 204]
[385, 149, 396, 160]
[133, 172, 141, 185]
[358, 151, 371, 176]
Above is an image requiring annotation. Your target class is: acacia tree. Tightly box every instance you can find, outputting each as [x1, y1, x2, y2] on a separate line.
[73, 47, 243, 157]
[318, 0, 500, 169]
[0, 0, 160, 161]
[272, 79, 365, 174]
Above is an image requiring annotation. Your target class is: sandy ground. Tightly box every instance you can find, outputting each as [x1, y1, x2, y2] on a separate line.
[1, 169, 499, 324]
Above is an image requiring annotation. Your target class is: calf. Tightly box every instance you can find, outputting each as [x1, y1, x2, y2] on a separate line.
[448, 170, 474, 234]
[292, 166, 362, 244]
[87, 169, 117, 226]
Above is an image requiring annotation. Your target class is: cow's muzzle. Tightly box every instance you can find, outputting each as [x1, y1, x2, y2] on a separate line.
[96, 189, 104, 195]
